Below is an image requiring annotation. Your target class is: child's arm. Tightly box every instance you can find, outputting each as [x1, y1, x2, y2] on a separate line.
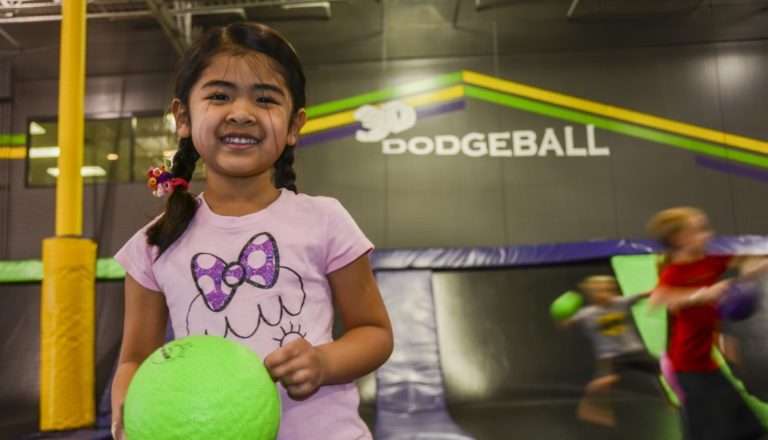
[559, 318, 575, 330]
[111, 274, 169, 437]
[733, 256, 768, 278]
[264, 254, 393, 399]
[649, 279, 731, 312]
[558, 309, 585, 330]
[625, 292, 650, 305]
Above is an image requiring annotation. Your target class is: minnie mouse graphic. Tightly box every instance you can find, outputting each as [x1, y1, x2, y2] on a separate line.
[185, 232, 308, 348]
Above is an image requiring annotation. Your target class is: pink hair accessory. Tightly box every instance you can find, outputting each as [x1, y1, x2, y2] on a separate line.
[147, 166, 189, 197]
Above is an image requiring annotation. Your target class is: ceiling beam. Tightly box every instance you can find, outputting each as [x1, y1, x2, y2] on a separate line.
[145, 0, 187, 55]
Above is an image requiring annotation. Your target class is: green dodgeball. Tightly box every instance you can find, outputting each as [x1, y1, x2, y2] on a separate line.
[124, 335, 281, 440]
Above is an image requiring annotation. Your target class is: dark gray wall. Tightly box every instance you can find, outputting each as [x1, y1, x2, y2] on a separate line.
[3, 28, 768, 259]
[297, 41, 768, 249]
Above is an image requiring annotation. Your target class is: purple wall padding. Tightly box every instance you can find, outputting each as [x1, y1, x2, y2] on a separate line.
[374, 270, 474, 440]
[370, 236, 768, 270]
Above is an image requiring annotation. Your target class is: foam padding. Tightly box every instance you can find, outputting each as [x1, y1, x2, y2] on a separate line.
[611, 254, 666, 357]
[40, 237, 97, 430]
[374, 270, 474, 439]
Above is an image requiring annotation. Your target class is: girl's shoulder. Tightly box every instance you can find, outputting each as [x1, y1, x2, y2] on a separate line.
[665, 254, 730, 267]
[282, 191, 349, 216]
[286, 190, 339, 204]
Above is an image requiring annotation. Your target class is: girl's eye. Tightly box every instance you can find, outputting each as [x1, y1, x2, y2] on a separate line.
[256, 96, 277, 105]
[208, 93, 229, 102]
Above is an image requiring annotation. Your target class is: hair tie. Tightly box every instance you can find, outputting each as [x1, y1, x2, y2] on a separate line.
[147, 166, 189, 197]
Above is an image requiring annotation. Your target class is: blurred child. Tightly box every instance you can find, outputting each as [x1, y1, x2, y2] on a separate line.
[647, 206, 765, 440]
[563, 275, 659, 426]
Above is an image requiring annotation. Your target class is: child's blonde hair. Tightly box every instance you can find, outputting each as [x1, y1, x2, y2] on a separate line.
[578, 275, 618, 295]
[646, 206, 705, 248]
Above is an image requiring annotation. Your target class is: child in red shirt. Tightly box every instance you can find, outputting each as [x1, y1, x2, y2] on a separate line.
[647, 207, 765, 440]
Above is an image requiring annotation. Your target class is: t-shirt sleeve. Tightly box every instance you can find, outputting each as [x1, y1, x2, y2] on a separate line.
[617, 294, 645, 307]
[712, 254, 734, 269]
[569, 307, 588, 324]
[657, 266, 674, 287]
[114, 225, 162, 292]
[324, 198, 374, 274]
[658, 254, 733, 287]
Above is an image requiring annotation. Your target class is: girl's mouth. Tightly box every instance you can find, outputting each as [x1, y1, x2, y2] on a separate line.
[221, 135, 260, 148]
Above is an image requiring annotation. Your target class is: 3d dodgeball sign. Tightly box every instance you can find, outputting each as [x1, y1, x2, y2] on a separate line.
[354, 100, 610, 158]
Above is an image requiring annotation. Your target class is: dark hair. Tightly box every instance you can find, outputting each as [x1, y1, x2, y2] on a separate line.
[146, 22, 306, 257]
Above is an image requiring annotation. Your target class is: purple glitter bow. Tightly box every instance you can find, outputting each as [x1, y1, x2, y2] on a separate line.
[191, 232, 279, 312]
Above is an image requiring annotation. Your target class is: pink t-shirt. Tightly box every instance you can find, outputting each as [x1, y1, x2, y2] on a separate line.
[115, 189, 374, 440]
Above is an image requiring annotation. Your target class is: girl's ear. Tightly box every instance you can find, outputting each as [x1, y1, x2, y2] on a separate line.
[287, 108, 307, 146]
[172, 99, 191, 139]
[668, 231, 685, 248]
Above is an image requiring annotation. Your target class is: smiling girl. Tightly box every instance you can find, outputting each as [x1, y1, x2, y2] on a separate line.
[111, 23, 393, 439]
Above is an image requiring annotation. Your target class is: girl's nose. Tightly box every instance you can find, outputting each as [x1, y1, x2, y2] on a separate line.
[227, 103, 256, 125]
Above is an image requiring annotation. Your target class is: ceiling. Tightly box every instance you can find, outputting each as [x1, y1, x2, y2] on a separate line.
[2, 0, 768, 79]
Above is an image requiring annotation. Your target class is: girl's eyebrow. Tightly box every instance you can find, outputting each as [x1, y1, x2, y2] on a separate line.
[201, 80, 285, 96]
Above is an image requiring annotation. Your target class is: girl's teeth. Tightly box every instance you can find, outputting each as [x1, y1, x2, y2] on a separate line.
[223, 136, 258, 144]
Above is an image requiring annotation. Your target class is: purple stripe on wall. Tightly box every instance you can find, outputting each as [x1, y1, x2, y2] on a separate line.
[416, 98, 466, 119]
[299, 124, 360, 148]
[298, 98, 466, 148]
[696, 155, 768, 183]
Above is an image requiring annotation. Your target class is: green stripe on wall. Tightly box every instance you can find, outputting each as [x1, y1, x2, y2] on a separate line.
[0, 258, 125, 283]
[465, 86, 768, 169]
[96, 258, 127, 280]
[306, 72, 463, 118]
[0, 259, 43, 283]
[0, 134, 26, 145]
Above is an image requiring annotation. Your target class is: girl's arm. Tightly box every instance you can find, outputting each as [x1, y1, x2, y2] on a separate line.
[629, 292, 651, 304]
[264, 254, 393, 398]
[734, 256, 768, 278]
[649, 279, 731, 312]
[111, 274, 168, 437]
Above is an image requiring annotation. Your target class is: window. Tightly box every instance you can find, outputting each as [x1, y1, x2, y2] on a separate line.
[26, 114, 204, 187]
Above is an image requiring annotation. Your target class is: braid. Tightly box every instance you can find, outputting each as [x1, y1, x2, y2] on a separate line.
[146, 138, 200, 258]
[171, 137, 200, 182]
[274, 145, 297, 193]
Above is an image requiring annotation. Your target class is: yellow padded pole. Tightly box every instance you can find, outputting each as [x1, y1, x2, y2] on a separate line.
[40, 237, 97, 429]
[40, 0, 95, 430]
[55, 0, 86, 236]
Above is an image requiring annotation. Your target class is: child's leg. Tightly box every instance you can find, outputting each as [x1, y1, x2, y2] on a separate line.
[712, 370, 764, 440]
[578, 359, 619, 427]
[614, 350, 661, 376]
[676, 372, 719, 440]
[677, 370, 765, 440]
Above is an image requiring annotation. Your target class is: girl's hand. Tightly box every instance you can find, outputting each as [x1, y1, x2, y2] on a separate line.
[111, 405, 126, 440]
[697, 279, 732, 304]
[737, 256, 768, 279]
[264, 338, 325, 399]
[112, 421, 126, 440]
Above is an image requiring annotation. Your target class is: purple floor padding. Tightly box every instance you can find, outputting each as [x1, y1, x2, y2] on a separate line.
[374, 270, 474, 440]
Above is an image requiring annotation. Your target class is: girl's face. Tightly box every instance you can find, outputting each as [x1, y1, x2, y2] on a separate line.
[174, 52, 305, 182]
[672, 214, 712, 254]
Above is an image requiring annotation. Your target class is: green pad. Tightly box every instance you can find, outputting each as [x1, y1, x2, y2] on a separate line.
[124, 335, 281, 440]
[611, 254, 666, 357]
